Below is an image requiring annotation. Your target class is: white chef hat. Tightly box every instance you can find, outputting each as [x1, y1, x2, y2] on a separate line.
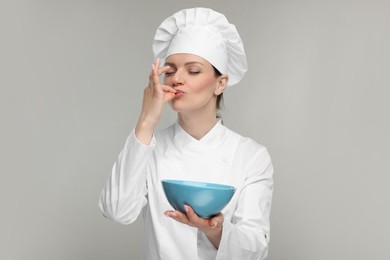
[152, 7, 248, 87]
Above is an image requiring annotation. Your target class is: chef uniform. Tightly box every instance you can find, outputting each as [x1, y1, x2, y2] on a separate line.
[99, 7, 274, 260]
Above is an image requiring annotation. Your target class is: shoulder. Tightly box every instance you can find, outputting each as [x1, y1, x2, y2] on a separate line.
[224, 126, 272, 173]
[225, 127, 273, 185]
[225, 126, 269, 156]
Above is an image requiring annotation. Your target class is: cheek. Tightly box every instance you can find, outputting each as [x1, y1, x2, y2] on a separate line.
[163, 77, 170, 85]
[193, 78, 217, 93]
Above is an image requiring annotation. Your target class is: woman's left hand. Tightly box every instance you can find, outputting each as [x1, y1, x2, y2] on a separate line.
[165, 205, 224, 248]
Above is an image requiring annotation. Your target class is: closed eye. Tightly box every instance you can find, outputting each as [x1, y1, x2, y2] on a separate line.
[165, 71, 175, 77]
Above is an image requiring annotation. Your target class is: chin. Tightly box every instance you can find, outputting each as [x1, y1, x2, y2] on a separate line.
[170, 101, 195, 113]
[169, 100, 182, 111]
[169, 98, 214, 113]
[170, 104, 187, 113]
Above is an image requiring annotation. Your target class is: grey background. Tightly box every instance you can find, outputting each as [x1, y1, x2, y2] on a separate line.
[1, 0, 389, 259]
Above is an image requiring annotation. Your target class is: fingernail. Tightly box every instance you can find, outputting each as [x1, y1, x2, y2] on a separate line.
[165, 211, 174, 217]
[184, 205, 189, 213]
[211, 222, 217, 228]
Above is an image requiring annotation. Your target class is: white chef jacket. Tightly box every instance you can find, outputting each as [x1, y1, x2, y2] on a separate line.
[99, 120, 273, 260]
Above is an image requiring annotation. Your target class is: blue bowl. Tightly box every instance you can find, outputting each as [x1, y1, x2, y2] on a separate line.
[161, 179, 236, 218]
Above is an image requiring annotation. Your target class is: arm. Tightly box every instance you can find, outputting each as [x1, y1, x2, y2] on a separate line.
[135, 58, 176, 145]
[216, 146, 274, 260]
[98, 130, 155, 224]
[99, 59, 176, 224]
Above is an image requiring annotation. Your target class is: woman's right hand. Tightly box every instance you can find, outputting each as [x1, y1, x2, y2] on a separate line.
[135, 58, 176, 145]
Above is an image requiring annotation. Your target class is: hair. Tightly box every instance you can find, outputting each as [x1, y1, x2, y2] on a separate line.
[213, 66, 224, 110]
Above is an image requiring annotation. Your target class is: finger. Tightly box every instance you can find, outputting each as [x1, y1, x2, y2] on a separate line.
[157, 65, 171, 76]
[161, 85, 176, 93]
[155, 57, 160, 68]
[151, 63, 160, 86]
[148, 63, 155, 83]
[164, 210, 176, 218]
[161, 85, 177, 103]
[163, 92, 176, 103]
[165, 210, 191, 225]
[184, 205, 204, 225]
[209, 219, 218, 229]
[209, 213, 224, 229]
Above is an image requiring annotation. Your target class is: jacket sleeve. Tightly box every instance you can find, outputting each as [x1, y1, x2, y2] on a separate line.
[216, 146, 274, 260]
[98, 128, 156, 225]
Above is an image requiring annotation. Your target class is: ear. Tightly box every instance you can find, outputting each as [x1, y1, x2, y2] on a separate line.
[215, 75, 228, 95]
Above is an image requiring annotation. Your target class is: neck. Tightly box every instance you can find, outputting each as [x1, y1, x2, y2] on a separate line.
[178, 110, 219, 140]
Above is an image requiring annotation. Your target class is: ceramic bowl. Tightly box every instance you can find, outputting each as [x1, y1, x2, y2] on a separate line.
[161, 179, 236, 218]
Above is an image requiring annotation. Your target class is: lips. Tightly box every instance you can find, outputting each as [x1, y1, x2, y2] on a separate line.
[174, 90, 185, 98]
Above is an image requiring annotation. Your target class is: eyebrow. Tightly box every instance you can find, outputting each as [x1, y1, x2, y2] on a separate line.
[164, 61, 205, 67]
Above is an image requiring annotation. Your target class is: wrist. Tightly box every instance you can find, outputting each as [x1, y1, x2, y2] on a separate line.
[201, 225, 223, 249]
[135, 119, 157, 145]
[136, 117, 157, 131]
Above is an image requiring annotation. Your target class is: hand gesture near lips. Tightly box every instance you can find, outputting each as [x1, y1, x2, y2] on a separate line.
[165, 205, 224, 248]
[135, 59, 176, 145]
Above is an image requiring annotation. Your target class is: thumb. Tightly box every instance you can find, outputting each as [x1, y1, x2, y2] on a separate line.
[209, 220, 218, 229]
[209, 213, 223, 229]
[161, 85, 176, 103]
[164, 92, 176, 103]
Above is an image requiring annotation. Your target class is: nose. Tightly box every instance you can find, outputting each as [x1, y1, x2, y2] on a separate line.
[172, 70, 184, 86]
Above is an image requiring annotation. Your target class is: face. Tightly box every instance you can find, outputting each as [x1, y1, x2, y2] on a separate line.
[163, 53, 227, 114]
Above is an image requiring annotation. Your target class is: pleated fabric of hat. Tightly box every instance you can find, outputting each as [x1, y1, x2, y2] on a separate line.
[152, 7, 248, 87]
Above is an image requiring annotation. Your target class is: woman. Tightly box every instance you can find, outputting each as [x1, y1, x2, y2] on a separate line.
[99, 7, 274, 260]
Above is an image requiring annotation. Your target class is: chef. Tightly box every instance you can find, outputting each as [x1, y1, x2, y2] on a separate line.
[99, 7, 274, 260]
